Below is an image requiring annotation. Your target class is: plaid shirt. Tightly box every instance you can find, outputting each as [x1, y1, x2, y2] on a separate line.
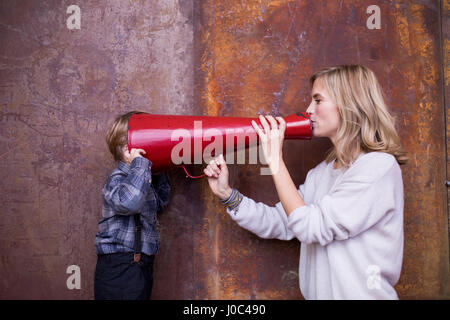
[95, 157, 171, 256]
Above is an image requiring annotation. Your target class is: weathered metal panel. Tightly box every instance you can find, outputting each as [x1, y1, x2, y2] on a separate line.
[191, 0, 449, 299]
[0, 0, 448, 299]
[0, 0, 194, 299]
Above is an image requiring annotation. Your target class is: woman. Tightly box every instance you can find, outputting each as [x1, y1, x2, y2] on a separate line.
[204, 65, 407, 300]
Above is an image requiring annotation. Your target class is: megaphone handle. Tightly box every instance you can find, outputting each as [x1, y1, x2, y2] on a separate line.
[181, 165, 207, 179]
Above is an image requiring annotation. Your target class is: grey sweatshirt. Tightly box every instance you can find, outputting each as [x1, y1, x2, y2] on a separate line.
[227, 152, 404, 299]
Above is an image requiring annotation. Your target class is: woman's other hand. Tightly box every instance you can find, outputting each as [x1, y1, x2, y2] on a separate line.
[204, 154, 232, 200]
[251, 115, 286, 174]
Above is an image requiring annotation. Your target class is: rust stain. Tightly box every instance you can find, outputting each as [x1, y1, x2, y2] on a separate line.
[396, 15, 412, 56]
[197, 0, 314, 299]
[391, 2, 447, 298]
[445, 39, 450, 87]
[197, 0, 448, 300]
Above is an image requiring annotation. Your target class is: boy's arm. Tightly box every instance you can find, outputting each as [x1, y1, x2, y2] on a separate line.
[151, 172, 171, 212]
[103, 157, 151, 215]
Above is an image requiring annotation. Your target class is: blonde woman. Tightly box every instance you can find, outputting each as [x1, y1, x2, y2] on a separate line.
[204, 65, 407, 300]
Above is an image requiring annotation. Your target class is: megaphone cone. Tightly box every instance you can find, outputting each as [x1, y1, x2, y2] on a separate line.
[127, 112, 312, 176]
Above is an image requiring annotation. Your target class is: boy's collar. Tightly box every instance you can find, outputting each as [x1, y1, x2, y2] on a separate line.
[118, 161, 131, 174]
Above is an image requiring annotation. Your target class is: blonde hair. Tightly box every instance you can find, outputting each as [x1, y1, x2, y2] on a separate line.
[310, 65, 407, 167]
[105, 110, 147, 162]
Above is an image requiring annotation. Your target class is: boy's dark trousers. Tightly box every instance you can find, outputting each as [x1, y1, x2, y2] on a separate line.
[94, 252, 155, 300]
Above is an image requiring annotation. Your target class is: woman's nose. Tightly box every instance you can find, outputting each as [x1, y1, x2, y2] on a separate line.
[306, 102, 314, 115]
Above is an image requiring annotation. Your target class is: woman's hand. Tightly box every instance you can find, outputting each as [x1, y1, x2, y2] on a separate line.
[204, 154, 232, 200]
[251, 115, 286, 174]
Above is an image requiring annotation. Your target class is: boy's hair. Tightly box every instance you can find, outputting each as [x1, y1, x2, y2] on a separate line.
[106, 111, 148, 162]
[310, 65, 408, 167]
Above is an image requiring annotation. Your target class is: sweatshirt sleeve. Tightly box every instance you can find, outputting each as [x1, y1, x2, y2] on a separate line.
[224, 166, 315, 241]
[286, 155, 401, 246]
[103, 157, 151, 215]
[226, 196, 296, 241]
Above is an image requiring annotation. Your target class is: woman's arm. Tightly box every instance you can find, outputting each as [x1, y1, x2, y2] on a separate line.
[271, 159, 306, 216]
[204, 154, 295, 241]
[286, 158, 400, 245]
[251, 115, 306, 216]
[253, 116, 402, 245]
[226, 196, 296, 241]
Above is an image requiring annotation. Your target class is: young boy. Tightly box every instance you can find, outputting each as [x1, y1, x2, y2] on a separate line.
[94, 111, 171, 300]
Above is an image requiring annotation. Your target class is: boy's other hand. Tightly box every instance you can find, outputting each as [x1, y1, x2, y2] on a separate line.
[123, 146, 147, 165]
[130, 148, 146, 160]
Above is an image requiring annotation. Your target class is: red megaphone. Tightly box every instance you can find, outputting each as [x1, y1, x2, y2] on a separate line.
[127, 112, 312, 177]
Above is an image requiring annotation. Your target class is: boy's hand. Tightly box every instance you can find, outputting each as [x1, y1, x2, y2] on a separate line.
[130, 148, 146, 161]
[123, 146, 147, 165]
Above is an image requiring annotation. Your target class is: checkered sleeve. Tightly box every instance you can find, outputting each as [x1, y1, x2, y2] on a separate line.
[103, 157, 151, 215]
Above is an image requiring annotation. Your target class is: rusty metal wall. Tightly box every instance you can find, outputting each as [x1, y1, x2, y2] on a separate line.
[443, 0, 450, 299]
[0, 0, 448, 299]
